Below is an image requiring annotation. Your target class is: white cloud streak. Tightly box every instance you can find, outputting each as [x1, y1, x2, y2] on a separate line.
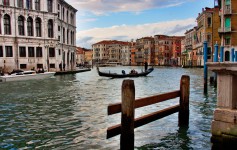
[66, 0, 192, 15]
[76, 18, 196, 48]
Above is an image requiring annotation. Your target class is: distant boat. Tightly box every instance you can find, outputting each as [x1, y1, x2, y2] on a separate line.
[97, 67, 154, 78]
[0, 70, 55, 82]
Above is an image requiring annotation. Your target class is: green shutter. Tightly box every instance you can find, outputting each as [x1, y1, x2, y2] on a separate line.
[225, 0, 230, 5]
[225, 18, 231, 27]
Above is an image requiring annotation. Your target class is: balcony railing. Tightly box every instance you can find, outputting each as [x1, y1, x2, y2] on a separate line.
[224, 8, 232, 14]
[218, 27, 231, 33]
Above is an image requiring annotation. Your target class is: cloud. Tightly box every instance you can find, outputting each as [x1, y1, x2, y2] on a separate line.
[66, 0, 192, 15]
[76, 18, 196, 48]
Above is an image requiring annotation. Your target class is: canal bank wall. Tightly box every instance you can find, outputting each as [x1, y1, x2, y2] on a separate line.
[207, 62, 237, 149]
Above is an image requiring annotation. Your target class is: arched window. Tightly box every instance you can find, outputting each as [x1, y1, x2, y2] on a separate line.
[18, 16, 25, 35]
[3, 0, 10, 6]
[18, 0, 23, 8]
[225, 51, 230, 61]
[4, 14, 11, 35]
[35, 0, 40, 10]
[48, 20, 53, 38]
[36, 17, 41, 37]
[27, 17, 33, 36]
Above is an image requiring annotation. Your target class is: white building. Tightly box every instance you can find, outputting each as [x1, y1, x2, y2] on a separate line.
[0, 0, 77, 73]
[121, 43, 131, 66]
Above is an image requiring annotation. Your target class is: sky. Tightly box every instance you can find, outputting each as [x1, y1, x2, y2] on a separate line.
[65, 0, 215, 49]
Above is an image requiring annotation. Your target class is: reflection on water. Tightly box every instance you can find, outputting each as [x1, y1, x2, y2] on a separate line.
[0, 66, 216, 149]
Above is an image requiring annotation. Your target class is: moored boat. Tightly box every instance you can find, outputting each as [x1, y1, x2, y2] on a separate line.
[97, 67, 154, 78]
[0, 70, 55, 82]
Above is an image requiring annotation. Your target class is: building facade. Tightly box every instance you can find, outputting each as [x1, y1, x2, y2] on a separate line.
[218, 0, 237, 61]
[0, 0, 77, 73]
[92, 40, 130, 65]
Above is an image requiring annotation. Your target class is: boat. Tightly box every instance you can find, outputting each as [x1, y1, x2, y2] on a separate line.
[0, 69, 55, 82]
[97, 67, 154, 78]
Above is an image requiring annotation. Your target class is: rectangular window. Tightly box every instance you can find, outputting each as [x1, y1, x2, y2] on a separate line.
[49, 48, 55, 57]
[3, 0, 10, 6]
[225, 18, 231, 28]
[20, 64, 27, 69]
[37, 64, 43, 68]
[226, 0, 230, 5]
[207, 34, 212, 42]
[5, 46, 13, 57]
[36, 47, 42, 57]
[225, 36, 231, 45]
[19, 47, 26, 57]
[50, 64, 55, 68]
[35, 0, 40, 10]
[63, 28, 65, 43]
[0, 46, 3, 57]
[26, 0, 32, 9]
[28, 47, 35, 57]
[48, 0, 53, 12]
[58, 49, 61, 55]
[18, 0, 23, 8]
[207, 17, 211, 27]
[207, 47, 212, 59]
[58, 26, 60, 31]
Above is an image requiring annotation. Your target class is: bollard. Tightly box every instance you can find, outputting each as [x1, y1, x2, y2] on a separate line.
[179, 75, 190, 127]
[231, 48, 235, 62]
[120, 80, 135, 150]
[220, 46, 224, 62]
[213, 44, 218, 87]
[235, 51, 237, 62]
[203, 41, 208, 94]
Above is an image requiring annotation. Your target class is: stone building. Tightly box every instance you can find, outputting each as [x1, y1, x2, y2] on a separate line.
[92, 40, 130, 65]
[154, 35, 183, 66]
[135, 37, 155, 66]
[0, 0, 77, 73]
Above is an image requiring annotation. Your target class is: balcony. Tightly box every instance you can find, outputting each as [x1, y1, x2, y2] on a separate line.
[224, 5, 232, 15]
[224, 8, 232, 15]
[218, 27, 231, 33]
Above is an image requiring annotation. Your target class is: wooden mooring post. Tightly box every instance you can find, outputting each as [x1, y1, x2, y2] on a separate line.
[121, 80, 135, 149]
[107, 75, 190, 149]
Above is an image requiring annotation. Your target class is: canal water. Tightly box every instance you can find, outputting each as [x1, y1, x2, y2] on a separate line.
[0, 66, 217, 150]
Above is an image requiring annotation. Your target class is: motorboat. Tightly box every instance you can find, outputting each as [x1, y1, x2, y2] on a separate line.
[0, 69, 55, 82]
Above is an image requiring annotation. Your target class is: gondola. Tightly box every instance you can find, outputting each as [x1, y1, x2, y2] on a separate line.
[96, 67, 154, 78]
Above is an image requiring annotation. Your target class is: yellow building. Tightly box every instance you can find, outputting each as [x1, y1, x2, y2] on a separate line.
[194, 7, 221, 66]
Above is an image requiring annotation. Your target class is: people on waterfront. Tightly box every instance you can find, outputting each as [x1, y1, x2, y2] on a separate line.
[59, 63, 62, 71]
[144, 61, 148, 71]
[63, 63, 66, 71]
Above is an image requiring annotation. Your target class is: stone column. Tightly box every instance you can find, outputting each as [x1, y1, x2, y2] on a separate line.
[207, 62, 237, 148]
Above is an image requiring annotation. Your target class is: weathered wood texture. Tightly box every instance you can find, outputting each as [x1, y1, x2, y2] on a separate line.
[179, 75, 190, 126]
[108, 90, 180, 115]
[107, 105, 180, 139]
[107, 75, 190, 149]
[120, 80, 135, 150]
